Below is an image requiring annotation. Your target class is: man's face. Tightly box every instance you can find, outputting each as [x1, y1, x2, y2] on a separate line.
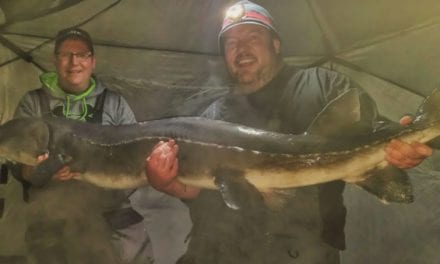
[54, 39, 96, 94]
[223, 24, 281, 94]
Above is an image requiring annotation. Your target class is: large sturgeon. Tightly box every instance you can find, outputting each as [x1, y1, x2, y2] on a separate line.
[1, 88, 439, 205]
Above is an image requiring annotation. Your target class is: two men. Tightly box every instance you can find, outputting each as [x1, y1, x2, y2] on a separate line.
[12, 28, 190, 264]
[147, 1, 432, 263]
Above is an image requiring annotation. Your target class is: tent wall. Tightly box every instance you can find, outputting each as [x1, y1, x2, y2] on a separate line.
[0, 57, 41, 122]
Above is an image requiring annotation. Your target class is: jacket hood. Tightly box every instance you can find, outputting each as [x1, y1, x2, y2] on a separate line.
[39, 72, 106, 121]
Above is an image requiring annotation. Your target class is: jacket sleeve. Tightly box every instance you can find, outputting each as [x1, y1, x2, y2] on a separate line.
[282, 67, 390, 250]
[102, 92, 137, 125]
[116, 96, 137, 125]
[13, 91, 42, 119]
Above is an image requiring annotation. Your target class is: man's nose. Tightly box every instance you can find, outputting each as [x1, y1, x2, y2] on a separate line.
[70, 54, 80, 65]
[236, 40, 250, 54]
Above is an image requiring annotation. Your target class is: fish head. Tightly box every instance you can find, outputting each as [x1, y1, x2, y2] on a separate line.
[0, 118, 50, 165]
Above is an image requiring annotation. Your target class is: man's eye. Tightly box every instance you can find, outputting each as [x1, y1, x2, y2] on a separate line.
[56, 51, 92, 60]
[76, 52, 91, 58]
[57, 52, 71, 58]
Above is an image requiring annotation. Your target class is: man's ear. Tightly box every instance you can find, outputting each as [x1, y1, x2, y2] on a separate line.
[91, 56, 96, 70]
[273, 38, 281, 54]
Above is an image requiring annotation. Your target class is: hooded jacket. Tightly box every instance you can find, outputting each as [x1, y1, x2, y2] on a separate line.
[13, 72, 138, 220]
[182, 66, 383, 264]
[14, 72, 136, 125]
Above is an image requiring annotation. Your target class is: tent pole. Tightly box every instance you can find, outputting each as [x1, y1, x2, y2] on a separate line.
[0, 34, 47, 72]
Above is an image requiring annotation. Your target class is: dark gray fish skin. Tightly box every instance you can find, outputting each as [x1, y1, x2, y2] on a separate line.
[0, 116, 334, 189]
[0, 88, 440, 205]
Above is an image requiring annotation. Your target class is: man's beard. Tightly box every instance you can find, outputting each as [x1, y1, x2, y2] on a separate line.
[233, 67, 271, 94]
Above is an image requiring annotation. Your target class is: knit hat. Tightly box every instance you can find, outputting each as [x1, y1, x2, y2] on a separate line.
[219, 0, 279, 52]
[54, 27, 94, 55]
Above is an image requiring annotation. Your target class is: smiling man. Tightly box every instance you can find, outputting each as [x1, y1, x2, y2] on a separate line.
[54, 30, 96, 95]
[11, 28, 156, 264]
[16, 28, 130, 122]
[146, 1, 432, 263]
[222, 23, 282, 95]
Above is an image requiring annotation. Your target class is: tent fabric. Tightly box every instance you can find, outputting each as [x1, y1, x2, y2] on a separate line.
[1, 0, 440, 119]
[1, 0, 440, 121]
[0, 0, 439, 262]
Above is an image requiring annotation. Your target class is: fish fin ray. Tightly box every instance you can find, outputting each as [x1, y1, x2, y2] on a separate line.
[414, 88, 440, 125]
[355, 166, 414, 203]
[306, 89, 377, 142]
[213, 167, 266, 211]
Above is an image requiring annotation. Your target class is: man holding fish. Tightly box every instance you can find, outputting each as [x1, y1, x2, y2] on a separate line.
[147, 1, 432, 263]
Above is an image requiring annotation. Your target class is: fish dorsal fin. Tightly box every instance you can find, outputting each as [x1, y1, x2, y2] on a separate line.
[306, 89, 364, 138]
[414, 88, 440, 125]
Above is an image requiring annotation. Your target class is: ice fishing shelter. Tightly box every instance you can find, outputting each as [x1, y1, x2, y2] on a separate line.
[0, 0, 440, 263]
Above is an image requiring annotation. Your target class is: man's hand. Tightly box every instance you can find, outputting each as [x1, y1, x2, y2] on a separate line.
[146, 139, 179, 190]
[385, 116, 433, 169]
[52, 165, 79, 181]
[146, 139, 200, 199]
[24, 153, 78, 181]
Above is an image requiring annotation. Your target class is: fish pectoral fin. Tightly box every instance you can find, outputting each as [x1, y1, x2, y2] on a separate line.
[355, 165, 414, 204]
[29, 154, 67, 187]
[213, 167, 267, 211]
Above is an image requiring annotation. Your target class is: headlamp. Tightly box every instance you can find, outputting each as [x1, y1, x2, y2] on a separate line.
[218, 1, 280, 54]
[225, 4, 245, 22]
